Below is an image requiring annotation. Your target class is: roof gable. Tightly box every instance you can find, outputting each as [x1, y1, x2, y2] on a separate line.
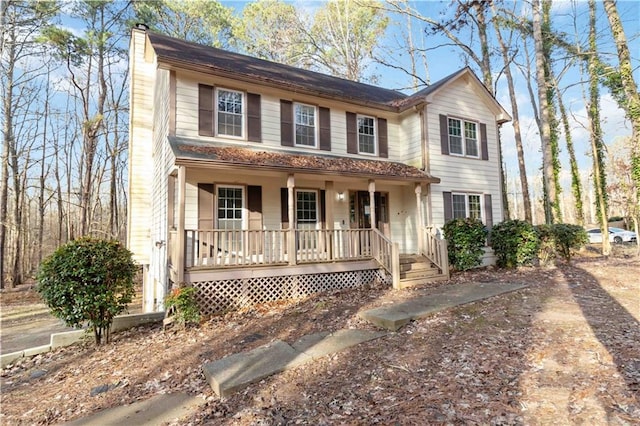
[398, 68, 511, 123]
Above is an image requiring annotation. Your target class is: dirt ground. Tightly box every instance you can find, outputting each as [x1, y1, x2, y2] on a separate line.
[1, 245, 639, 425]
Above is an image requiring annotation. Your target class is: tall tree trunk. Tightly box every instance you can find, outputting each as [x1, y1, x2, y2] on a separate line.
[37, 68, 51, 264]
[491, 4, 532, 222]
[588, 0, 611, 255]
[532, 0, 557, 224]
[603, 0, 640, 254]
[552, 75, 584, 225]
[542, 2, 562, 223]
[473, 2, 492, 93]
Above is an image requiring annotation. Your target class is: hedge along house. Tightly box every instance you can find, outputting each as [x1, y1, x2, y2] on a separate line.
[128, 25, 511, 314]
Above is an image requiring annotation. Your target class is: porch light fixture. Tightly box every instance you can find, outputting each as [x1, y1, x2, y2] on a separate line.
[337, 192, 345, 201]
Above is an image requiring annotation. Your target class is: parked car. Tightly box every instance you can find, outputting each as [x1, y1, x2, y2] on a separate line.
[608, 227, 637, 243]
[586, 227, 637, 244]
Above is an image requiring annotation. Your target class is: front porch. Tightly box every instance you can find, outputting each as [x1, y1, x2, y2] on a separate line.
[155, 142, 447, 314]
[167, 226, 449, 315]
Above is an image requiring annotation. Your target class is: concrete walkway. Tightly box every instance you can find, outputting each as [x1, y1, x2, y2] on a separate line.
[360, 281, 528, 331]
[202, 280, 527, 398]
[56, 280, 526, 424]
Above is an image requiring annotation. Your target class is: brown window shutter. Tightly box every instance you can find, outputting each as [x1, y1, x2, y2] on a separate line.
[247, 186, 262, 230]
[346, 112, 357, 154]
[280, 100, 293, 146]
[480, 122, 488, 160]
[198, 183, 215, 229]
[484, 194, 493, 228]
[319, 107, 331, 151]
[443, 191, 453, 223]
[198, 84, 215, 137]
[378, 117, 388, 158]
[440, 114, 449, 155]
[280, 188, 289, 229]
[247, 93, 261, 142]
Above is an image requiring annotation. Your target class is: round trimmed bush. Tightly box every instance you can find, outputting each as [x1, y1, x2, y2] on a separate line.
[37, 238, 138, 345]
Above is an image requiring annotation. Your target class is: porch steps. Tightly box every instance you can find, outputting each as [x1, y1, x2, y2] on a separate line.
[398, 255, 447, 288]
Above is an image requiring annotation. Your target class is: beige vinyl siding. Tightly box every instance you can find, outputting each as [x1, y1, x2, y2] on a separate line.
[397, 112, 422, 168]
[171, 71, 406, 162]
[179, 171, 417, 251]
[148, 68, 173, 306]
[427, 77, 503, 227]
[128, 30, 155, 263]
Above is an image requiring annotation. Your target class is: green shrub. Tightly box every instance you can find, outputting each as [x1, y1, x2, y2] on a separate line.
[491, 220, 539, 268]
[442, 218, 487, 271]
[164, 285, 200, 327]
[536, 223, 588, 263]
[535, 224, 556, 266]
[37, 238, 137, 345]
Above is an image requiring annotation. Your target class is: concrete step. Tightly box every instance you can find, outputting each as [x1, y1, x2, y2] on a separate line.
[202, 329, 387, 397]
[360, 281, 529, 331]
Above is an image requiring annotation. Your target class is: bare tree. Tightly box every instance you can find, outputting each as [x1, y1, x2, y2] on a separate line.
[587, 0, 611, 255]
[602, 0, 640, 252]
[490, 2, 532, 222]
[532, 0, 558, 225]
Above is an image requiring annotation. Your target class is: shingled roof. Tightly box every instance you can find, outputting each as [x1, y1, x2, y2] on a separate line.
[147, 32, 407, 110]
[169, 137, 440, 183]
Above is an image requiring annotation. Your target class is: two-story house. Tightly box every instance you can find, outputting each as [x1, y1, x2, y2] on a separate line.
[128, 25, 511, 314]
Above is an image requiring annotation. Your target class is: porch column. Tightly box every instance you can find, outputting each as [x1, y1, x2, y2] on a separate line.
[325, 181, 335, 230]
[287, 174, 296, 265]
[368, 179, 376, 229]
[176, 165, 186, 285]
[415, 183, 423, 255]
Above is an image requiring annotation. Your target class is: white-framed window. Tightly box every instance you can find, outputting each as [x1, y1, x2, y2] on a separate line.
[294, 103, 317, 147]
[296, 190, 318, 227]
[217, 88, 244, 138]
[452, 193, 482, 220]
[217, 185, 245, 230]
[448, 118, 478, 158]
[357, 115, 376, 155]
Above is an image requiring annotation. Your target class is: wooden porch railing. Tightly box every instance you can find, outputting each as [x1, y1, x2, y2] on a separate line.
[183, 228, 378, 268]
[372, 228, 400, 289]
[421, 226, 450, 280]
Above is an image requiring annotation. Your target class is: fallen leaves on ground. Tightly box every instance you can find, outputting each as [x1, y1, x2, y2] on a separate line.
[1, 249, 639, 425]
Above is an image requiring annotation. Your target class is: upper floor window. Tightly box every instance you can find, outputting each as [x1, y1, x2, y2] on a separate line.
[295, 103, 317, 147]
[358, 115, 376, 155]
[448, 118, 478, 158]
[452, 193, 482, 220]
[217, 88, 244, 138]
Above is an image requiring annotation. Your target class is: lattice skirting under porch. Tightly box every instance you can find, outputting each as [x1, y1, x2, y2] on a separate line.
[191, 268, 392, 316]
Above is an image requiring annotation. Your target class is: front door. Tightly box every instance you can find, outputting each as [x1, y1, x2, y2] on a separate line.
[349, 191, 389, 235]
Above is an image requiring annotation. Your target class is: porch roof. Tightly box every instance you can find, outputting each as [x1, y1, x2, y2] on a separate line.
[169, 137, 440, 183]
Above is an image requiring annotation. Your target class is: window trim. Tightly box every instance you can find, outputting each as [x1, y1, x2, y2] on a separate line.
[216, 87, 245, 139]
[451, 192, 483, 221]
[448, 117, 480, 159]
[216, 184, 247, 229]
[357, 114, 377, 156]
[295, 189, 320, 228]
[294, 102, 318, 148]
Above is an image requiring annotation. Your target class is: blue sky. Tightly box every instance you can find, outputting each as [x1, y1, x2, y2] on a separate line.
[219, 0, 638, 206]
